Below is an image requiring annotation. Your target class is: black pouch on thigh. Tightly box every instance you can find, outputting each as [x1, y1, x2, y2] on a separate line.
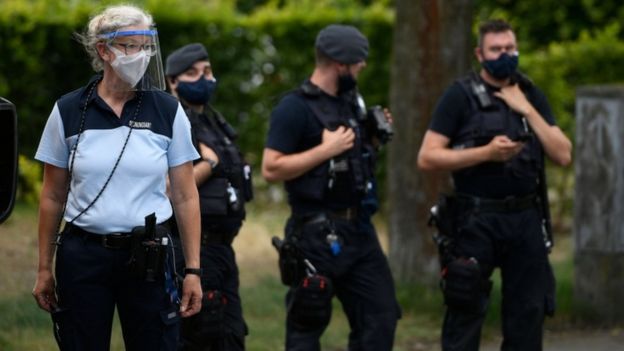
[441, 257, 492, 313]
[287, 274, 333, 331]
[183, 289, 227, 340]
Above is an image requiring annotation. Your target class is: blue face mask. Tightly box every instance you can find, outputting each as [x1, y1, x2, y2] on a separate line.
[176, 76, 217, 105]
[481, 52, 519, 80]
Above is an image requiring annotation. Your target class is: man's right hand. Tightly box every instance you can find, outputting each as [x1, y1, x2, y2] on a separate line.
[487, 135, 524, 162]
[321, 126, 355, 158]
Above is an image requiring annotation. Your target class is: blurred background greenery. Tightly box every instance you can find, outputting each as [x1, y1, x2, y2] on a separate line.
[2, 0, 624, 349]
[3, 0, 624, 226]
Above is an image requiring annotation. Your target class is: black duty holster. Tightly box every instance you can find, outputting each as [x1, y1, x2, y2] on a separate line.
[128, 213, 170, 282]
[429, 194, 459, 266]
[272, 235, 306, 286]
[429, 195, 492, 312]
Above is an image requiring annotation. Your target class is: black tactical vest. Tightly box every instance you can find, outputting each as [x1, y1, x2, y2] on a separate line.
[186, 106, 253, 221]
[452, 72, 543, 182]
[284, 81, 375, 205]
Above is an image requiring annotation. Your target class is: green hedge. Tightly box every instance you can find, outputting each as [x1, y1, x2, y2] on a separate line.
[3, 0, 624, 216]
[522, 24, 624, 139]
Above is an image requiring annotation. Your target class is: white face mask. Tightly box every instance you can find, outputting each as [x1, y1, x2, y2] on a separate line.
[108, 46, 151, 87]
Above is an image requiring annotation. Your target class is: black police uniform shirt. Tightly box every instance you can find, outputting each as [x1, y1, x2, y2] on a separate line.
[35, 77, 199, 234]
[266, 90, 360, 214]
[429, 75, 556, 199]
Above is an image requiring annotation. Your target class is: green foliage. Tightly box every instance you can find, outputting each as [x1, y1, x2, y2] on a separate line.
[477, 0, 624, 50]
[522, 24, 624, 138]
[17, 155, 42, 205]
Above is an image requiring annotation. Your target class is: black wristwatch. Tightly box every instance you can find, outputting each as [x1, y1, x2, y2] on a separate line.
[184, 268, 203, 276]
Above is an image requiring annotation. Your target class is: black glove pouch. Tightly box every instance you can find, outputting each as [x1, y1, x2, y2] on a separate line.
[288, 274, 334, 331]
[183, 289, 227, 339]
[442, 257, 492, 313]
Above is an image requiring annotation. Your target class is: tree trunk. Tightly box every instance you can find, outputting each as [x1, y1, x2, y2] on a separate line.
[388, 0, 473, 284]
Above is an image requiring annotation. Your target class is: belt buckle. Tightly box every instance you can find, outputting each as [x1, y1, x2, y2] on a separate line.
[101, 234, 124, 249]
[304, 213, 328, 226]
[343, 207, 357, 221]
[101, 236, 115, 249]
[502, 196, 515, 210]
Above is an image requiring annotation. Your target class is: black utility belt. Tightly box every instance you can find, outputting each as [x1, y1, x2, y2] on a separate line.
[201, 230, 236, 246]
[66, 223, 133, 250]
[293, 207, 359, 226]
[455, 193, 538, 213]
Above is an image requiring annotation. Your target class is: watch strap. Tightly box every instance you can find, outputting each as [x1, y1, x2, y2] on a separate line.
[184, 267, 203, 276]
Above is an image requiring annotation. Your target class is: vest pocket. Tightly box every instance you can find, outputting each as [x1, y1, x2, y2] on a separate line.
[286, 163, 329, 201]
[199, 178, 229, 215]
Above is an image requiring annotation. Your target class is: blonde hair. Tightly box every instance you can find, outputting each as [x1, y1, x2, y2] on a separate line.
[75, 4, 153, 72]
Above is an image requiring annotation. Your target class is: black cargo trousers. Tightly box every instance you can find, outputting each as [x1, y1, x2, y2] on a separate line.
[172, 223, 247, 351]
[441, 204, 555, 351]
[283, 212, 401, 351]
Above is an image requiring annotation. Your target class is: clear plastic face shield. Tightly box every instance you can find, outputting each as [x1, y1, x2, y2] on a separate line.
[99, 28, 166, 91]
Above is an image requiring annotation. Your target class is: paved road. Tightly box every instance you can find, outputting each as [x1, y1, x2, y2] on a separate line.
[481, 329, 624, 351]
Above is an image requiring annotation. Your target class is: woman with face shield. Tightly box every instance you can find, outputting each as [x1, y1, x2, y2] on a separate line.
[31, 5, 202, 350]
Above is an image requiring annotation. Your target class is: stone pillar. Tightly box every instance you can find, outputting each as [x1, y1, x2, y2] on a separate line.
[575, 86, 624, 322]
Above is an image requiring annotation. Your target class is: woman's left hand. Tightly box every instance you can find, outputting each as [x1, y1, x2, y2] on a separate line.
[179, 274, 202, 317]
[33, 269, 57, 312]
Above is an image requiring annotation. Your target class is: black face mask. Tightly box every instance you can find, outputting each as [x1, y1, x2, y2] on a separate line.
[176, 76, 217, 105]
[481, 52, 519, 80]
[337, 73, 357, 94]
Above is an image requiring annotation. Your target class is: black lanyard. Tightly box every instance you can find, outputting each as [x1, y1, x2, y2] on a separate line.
[54, 80, 143, 243]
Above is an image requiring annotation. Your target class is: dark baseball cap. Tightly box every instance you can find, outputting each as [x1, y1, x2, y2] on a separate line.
[315, 24, 369, 64]
[165, 43, 209, 77]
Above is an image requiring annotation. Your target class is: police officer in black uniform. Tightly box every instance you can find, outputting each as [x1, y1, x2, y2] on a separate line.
[262, 24, 400, 351]
[166, 43, 252, 351]
[418, 19, 572, 351]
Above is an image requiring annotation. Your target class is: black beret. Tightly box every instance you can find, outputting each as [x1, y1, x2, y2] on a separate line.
[165, 43, 209, 77]
[315, 24, 369, 64]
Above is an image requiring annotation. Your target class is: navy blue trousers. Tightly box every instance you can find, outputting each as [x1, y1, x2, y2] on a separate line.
[284, 215, 401, 351]
[53, 231, 180, 351]
[441, 206, 553, 351]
